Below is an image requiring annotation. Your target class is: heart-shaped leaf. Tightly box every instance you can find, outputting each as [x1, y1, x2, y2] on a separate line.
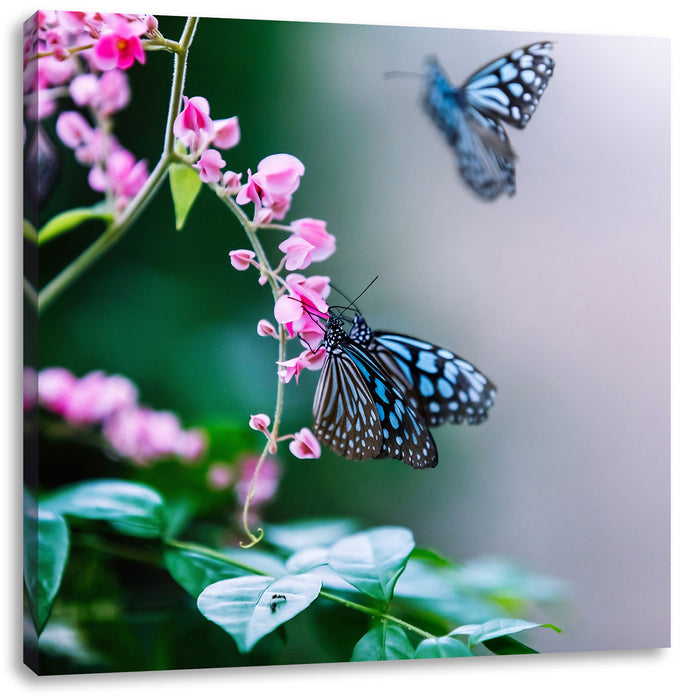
[414, 636, 472, 659]
[451, 618, 561, 648]
[350, 622, 414, 661]
[41, 479, 166, 538]
[197, 574, 321, 653]
[169, 163, 202, 230]
[328, 526, 414, 604]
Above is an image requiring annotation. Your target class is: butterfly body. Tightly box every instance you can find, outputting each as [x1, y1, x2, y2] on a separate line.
[423, 42, 554, 199]
[349, 315, 496, 428]
[313, 316, 438, 469]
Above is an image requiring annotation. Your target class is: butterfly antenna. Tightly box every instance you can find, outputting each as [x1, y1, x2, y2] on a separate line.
[336, 276, 379, 318]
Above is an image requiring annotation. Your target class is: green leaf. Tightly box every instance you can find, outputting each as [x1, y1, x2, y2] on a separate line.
[197, 573, 321, 653]
[38, 205, 113, 245]
[169, 163, 202, 230]
[328, 526, 414, 604]
[414, 636, 473, 659]
[451, 618, 562, 648]
[41, 479, 166, 538]
[350, 622, 414, 661]
[24, 506, 70, 635]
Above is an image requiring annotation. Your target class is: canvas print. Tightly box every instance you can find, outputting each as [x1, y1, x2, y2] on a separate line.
[23, 11, 670, 675]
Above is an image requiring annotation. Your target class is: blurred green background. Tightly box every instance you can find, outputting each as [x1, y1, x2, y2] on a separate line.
[33, 15, 670, 656]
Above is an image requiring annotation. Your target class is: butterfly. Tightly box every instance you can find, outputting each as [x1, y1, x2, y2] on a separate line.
[348, 314, 496, 427]
[423, 42, 555, 200]
[313, 313, 439, 469]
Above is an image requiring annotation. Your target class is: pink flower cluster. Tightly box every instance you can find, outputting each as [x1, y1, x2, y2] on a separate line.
[38, 367, 206, 466]
[24, 12, 154, 211]
[24, 12, 155, 120]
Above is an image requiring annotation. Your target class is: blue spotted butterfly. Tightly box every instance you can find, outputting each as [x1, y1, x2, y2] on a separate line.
[423, 42, 555, 199]
[348, 315, 496, 427]
[313, 314, 438, 469]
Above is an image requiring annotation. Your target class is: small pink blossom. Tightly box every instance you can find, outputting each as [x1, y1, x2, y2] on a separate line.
[92, 17, 146, 71]
[236, 154, 305, 221]
[38, 367, 77, 414]
[50, 370, 137, 425]
[212, 116, 240, 149]
[88, 147, 148, 209]
[173, 96, 215, 154]
[55, 111, 93, 150]
[290, 218, 336, 262]
[278, 235, 314, 271]
[229, 249, 256, 271]
[257, 319, 278, 338]
[194, 148, 225, 183]
[289, 428, 321, 460]
[235, 456, 281, 506]
[249, 413, 271, 434]
[273, 273, 330, 342]
[276, 357, 304, 384]
[176, 429, 207, 462]
[207, 463, 233, 491]
[222, 170, 242, 194]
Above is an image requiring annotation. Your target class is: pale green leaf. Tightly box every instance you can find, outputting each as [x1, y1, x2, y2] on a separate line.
[197, 573, 321, 653]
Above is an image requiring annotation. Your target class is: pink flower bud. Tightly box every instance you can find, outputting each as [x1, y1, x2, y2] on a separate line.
[290, 218, 336, 262]
[257, 319, 278, 338]
[229, 249, 256, 271]
[249, 413, 271, 434]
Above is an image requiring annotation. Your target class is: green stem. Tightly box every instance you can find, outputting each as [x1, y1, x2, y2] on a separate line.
[37, 16, 199, 315]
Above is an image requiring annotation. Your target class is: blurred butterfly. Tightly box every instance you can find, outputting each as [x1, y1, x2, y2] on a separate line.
[313, 313, 438, 469]
[423, 42, 555, 199]
[348, 314, 496, 427]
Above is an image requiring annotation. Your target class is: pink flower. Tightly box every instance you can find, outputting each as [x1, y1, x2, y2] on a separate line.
[212, 116, 240, 149]
[229, 249, 256, 271]
[70, 70, 130, 115]
[173, 96, 215, 154]
[207, 463, 233, 491]
[235, 456, 281, 506]
[88, 148, 148, 209]
[92, 17, 146, 71]
[289, 428, 321, 460]
[194, 148, 225, 183]
[222, 170, 242, 194]
[276, 357, 304, 384]
[55, 111, 93, 150]
[68, 371, 138, 425]
[176, 429, 207, 462]
[257, 319, 278, 338]
[290, 218, 336, 262]
[278, 235, 314, 271]
[273, 273, 330, 342]
[38, 367, 77, 414]
[236, 154, 304, 221]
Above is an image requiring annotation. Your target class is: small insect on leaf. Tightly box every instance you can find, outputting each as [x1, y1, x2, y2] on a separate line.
[269, 593, 287, 613]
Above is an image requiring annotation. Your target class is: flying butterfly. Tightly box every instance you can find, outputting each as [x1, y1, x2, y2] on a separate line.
[423, 42, 555, 199]
[348, 314, 496, 427]
[312, 312, 439, 470]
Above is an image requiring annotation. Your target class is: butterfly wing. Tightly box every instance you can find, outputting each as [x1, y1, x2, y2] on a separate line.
[313, 331, 437, 469]
[313, 348, 383, 461]
[351, 315, 496, 427]
[423, 56, 517, 199]
[462, 42, 555, 129]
